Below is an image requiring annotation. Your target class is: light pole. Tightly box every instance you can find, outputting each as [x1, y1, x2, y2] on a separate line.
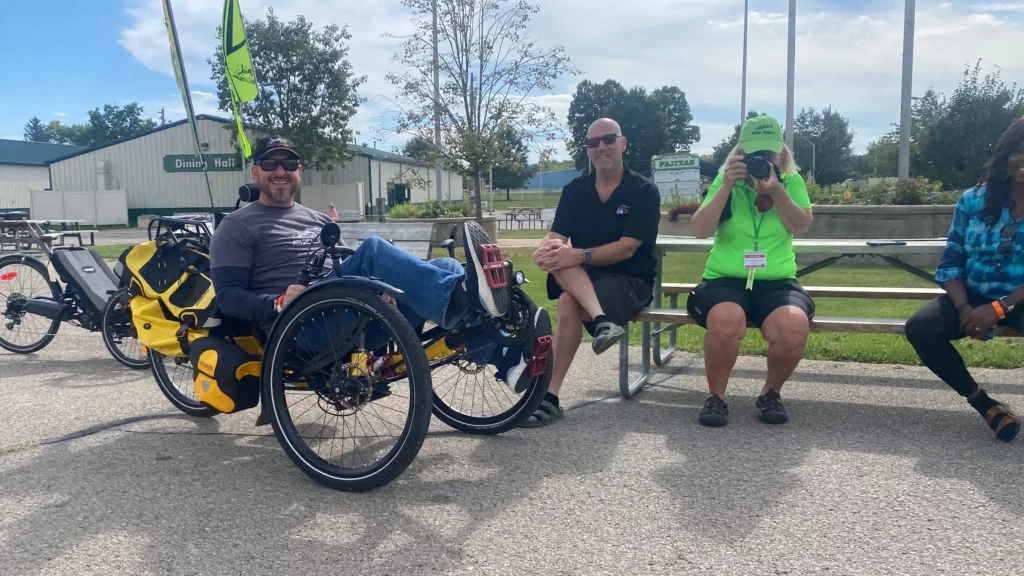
[433, 0, 442, 200]
[898, 0, 916, 181]
[796, 133, 816, 183]
[741, 0, 748, 124]
[785, 0, 796, 150]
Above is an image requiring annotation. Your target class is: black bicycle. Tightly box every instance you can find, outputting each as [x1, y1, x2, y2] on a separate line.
[0, 242, 148, 369]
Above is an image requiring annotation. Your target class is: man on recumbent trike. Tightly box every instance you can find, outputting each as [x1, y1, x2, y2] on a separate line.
[209, 136, 552, 427]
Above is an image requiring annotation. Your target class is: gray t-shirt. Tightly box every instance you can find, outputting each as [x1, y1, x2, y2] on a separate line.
[210, 201, 334, 297]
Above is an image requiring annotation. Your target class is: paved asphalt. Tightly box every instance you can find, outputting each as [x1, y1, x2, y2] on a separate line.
[2, 327, 1023, 575]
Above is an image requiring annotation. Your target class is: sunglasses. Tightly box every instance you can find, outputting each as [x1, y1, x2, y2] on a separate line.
[998, 222, 1017, 256]
[586, 133, 622, 148]
[258, 158, 300, 172]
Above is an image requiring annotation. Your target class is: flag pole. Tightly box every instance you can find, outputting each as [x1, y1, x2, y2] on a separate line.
[163, 0, 216, 210]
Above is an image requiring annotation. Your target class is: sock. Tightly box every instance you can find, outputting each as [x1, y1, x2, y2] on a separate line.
[544, 391, 559, 407]
[593, 314, 610, 327]
[968, 388, 999, 416]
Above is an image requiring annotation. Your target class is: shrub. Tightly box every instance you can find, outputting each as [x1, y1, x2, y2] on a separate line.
[667, 203, 700, 222]
[386, 203, 418, 219]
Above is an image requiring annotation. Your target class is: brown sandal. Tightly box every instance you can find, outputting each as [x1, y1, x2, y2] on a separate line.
[984, 405, 1021, 442]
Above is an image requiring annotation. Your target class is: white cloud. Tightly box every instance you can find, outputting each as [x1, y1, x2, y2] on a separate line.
[52, 112, 68, 117]
[117, 0, 1024, 156]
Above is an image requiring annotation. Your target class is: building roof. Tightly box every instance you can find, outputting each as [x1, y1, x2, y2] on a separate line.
[0, 139, 86, 166]
[45, 114, 425, 167]
[524, 169, 584, 190]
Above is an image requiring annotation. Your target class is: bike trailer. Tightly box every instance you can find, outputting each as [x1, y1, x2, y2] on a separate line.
[49, 247, 120, 316]
[118, 237, 221, 357]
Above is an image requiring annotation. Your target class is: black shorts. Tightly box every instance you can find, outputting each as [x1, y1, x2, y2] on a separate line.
[547, 267, 653, 336]
[685, 277, 815, 329]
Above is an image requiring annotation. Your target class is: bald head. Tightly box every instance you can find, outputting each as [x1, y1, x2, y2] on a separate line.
[587, 118, 622, 138]
[585, 117, 627, 175]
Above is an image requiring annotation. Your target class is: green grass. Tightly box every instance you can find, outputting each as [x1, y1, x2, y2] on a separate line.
[490, 192, 561, 210]
[497, 248, 1024, 369]
[93, 244, 134, 259]
[497, 229, 549, 240]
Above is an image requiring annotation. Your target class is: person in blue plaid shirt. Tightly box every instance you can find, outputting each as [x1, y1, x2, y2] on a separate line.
[904, 118, 1024, 442]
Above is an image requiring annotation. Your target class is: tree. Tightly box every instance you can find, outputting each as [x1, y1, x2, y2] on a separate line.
[710, 110, 761, 165]
[23, 117, 53, 142]
[21, 103, 156, 147]
[565, 79, 700, 174]
[79, 103, 157, 148]
[792, 106, 855, 186]
[491, 125, 534, 198]
[209, 8, 365, 171]
[402, 136, 433, 161]
[385, 0, 576, 222]
[866, 128, 900, 177]
[915, 61, 1024, 188]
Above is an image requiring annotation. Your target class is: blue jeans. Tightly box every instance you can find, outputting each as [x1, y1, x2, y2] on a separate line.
[296, 236, 496, 364]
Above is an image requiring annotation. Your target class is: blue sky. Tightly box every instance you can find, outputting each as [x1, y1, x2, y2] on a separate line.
[2, 0, 1023, 160]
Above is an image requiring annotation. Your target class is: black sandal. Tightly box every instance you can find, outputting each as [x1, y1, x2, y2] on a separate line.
[983, 404, 1020, 442]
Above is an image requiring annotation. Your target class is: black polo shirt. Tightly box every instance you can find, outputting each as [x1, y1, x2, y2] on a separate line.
[549, 163, 661, 285]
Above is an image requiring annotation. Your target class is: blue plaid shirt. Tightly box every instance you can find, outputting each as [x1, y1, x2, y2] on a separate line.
[935, 185, 1024, 299]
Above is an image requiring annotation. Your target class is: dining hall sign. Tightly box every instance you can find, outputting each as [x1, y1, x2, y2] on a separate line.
[163, 154, 243, 173]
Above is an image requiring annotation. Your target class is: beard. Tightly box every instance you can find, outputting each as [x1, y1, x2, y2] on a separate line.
[261, 178, 299, 204]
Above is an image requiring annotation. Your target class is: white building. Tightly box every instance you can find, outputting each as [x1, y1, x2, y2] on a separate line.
[0, 139, 85, 213]
[43, 115, 462, 223]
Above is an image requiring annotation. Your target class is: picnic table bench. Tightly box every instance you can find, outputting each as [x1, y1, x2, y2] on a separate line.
[0, 219, 97, 252]
[499, 208, 546, 231]
[616, 236, 1022, 399]
[341, 221, 458, 261]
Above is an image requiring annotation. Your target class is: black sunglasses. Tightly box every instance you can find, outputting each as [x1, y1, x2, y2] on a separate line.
[259, 158, 300, 172]
[586, 133, 621, 148]
[999, 222, 1017, 256]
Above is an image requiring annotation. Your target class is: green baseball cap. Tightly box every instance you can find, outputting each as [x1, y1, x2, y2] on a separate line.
[739, 115, 783, 154]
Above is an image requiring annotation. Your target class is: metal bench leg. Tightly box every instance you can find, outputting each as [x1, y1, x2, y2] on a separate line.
[652, 293, 679, 367]
[619, 321, 650, 399]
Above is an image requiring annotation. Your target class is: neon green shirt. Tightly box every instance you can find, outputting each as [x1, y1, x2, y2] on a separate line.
[700, 171, 811, 281]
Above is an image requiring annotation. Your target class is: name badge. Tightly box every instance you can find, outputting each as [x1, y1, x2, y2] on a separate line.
[743, 251, 767, 269]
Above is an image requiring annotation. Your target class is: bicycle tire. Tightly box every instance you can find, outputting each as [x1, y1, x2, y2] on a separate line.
[0, 255, 61, 354]
[101, 287, 150, 369]
[149, 349, 216, 417]
[262, 284, 432, 492]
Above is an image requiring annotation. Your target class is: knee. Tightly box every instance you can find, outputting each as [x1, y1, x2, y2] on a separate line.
[430, 257, 464, 275]
[558, 292, 583, 322]
[766, 309, 810, 349]
[706, 304, 747, 342]
[904, 310, 931, 345]
[358, 235, 388, 253]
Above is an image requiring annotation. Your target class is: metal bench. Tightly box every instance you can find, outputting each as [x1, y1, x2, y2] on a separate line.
[618, 282, 1021, 399]
[341, 221, 458, 261]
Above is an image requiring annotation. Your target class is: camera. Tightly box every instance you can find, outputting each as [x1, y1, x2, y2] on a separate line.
[743, 151, 781, 181]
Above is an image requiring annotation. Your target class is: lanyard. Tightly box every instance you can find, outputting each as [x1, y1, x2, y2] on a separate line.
[747, 193, 767, 251]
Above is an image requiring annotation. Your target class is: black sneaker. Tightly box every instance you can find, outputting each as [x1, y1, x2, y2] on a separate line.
[492, 306, 552, 393]
[699, 395, 729, 427]
[756, 389, 788, 424]
[463, 221, 509, 317]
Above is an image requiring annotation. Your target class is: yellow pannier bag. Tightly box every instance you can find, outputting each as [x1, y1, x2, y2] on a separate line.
[189, 337, 262, 414]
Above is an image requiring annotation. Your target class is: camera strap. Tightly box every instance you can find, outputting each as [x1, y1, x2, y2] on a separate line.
[745, 192, 767, 290]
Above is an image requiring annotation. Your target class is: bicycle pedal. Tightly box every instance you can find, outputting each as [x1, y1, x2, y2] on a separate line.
[478, 244, 507, 289]
[529, 335, 552, 377]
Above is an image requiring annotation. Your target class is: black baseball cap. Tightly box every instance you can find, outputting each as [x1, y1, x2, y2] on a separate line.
[252, 136, 301, 162]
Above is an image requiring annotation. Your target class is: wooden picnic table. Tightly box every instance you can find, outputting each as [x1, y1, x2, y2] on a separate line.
[0, 218, 96, 252]
[499, 208, 545, 230]
[617, 236, 950, 398]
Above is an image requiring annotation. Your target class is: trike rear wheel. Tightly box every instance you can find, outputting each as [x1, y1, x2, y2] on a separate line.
[149, 349, 216, 417]
[0, 255, 60, 354]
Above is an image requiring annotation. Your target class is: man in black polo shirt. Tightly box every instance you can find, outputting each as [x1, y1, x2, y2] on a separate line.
[522, 118, 661, 427]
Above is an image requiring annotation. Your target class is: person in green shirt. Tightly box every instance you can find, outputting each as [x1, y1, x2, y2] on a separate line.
[687, 114, 815, 428]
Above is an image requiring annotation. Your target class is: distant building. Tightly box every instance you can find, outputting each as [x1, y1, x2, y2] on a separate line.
[0, 139, 85, 212]
[523, 169, 584, 190]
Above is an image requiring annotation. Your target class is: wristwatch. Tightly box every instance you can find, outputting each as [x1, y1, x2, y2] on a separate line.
[999, 296, 1015, 313]
[583, 249, 593, 265]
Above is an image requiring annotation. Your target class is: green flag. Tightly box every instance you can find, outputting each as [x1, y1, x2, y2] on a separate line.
[222, 0, 258, 159]
[162, 0, 214, 208]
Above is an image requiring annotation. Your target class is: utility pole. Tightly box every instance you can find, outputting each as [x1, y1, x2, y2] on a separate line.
[741, 0, 749, 124]
[898, 0, 916, 181]
[785, 0, 796, 150]
[160, 107, 166, 125]
[433, 0, 442, 201]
